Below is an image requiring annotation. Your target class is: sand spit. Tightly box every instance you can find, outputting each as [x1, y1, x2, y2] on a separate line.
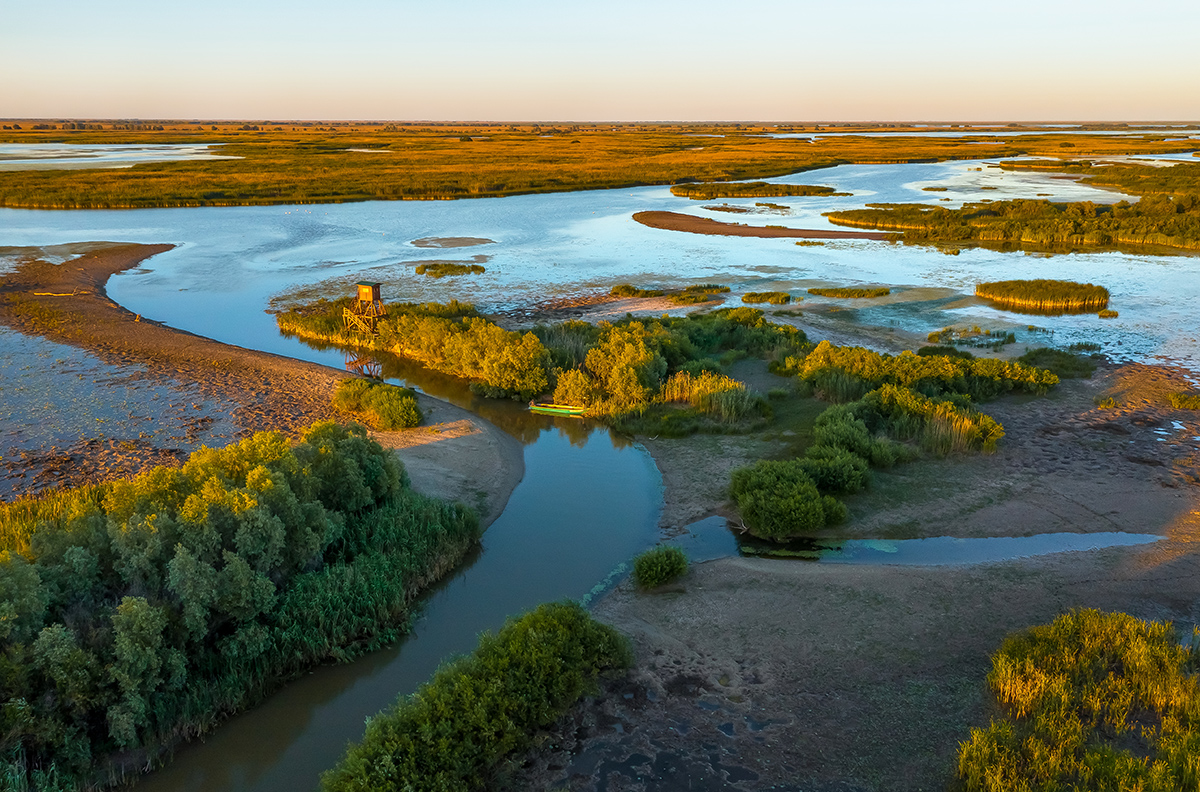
[633, 211, 893, 241]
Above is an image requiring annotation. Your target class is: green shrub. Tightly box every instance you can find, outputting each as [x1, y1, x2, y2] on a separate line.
[332, 378, 422, 429]
[1169, 392, 1200, 409]
[916, 345, 975, 359]
[1017, 347, 1097, 379]
[797, 446, 870, 494]
[958, 609, 1200, 792]
[321, 602, 631, 792]
[610, 283, 664, 298]
[729, 460, 845, 541]
[632, 546, 689, 588]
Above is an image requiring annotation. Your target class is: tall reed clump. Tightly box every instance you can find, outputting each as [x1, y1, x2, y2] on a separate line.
[632, 546, 688, 588]
[657, 370, 760, 422]
[851, 384, 1004, 454]
[975, 279, 1109, 313]
[742, 291, 792, 305]
[321, 602, 631, 792]
[1169, 392, 1200, 409]
[958, 609, 1200, 791]
[332, 378, 422, 430]
[0, 423, 480, 790]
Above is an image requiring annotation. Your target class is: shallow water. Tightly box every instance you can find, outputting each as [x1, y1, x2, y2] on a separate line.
[740, 531, 1161, 564]
[1, 156, 1197, 371]
[0, 143, 238, 171]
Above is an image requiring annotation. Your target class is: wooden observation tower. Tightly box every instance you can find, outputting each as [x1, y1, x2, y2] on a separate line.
[343, 282, 387, 335]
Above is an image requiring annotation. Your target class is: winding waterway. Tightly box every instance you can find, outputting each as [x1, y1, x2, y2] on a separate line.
[1, 153, 1198, 788]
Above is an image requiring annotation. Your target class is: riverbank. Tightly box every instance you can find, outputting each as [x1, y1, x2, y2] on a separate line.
[633, 210, 894, 240]
[0, 243, 524, 524]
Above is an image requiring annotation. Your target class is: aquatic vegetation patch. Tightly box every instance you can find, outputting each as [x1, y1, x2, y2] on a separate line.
[807, 286, 891, 299]
[332, 378, 422, 429]
[321, 602, 631, 792]
[927, 325, 1016, 350]
[0, 423, 480, 789]
[958, 609, 1200, 792]
[1169, 392, 1200, 409]
[742, 291, 792, 305]
[671, 181, 844, 199]
[975, 279, 1109, 314]
[632, 546, 689, 588]
[1099, 308, 1120, 318]
[413, 262, 486, 278]
[610, 283, 665, 298]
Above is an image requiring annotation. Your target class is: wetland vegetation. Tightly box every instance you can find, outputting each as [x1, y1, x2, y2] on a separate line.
[975, 279, 1110, 314]
[631, 546, 689, 589]
[0, 423, 479, 789]
[0, 124, 1191, 209]
[321, 602, 630, 791]
[742, 291, 793, 305]
[958, 609, 1200, 792]
[669, 181, 844, 199]
[807, 286, 892, 298]
[413, 262, 486, 278]
[331, 379, 423, 430]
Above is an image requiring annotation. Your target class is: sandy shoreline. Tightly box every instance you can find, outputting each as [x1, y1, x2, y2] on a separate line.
[633, 210, 894, 240]
[0, 243, 524, 523]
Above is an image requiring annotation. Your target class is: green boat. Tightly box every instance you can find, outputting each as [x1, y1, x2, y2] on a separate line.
[529, 402, 588, 417]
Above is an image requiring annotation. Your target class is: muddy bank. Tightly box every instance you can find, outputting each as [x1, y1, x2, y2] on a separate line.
[633, 211, 893, 240]
[0, 243, 524, 519]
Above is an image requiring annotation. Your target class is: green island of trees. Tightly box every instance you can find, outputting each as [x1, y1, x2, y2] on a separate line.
[975, 279, 1110, 314]
[958, 609, 1200, 791]
[825, 191, 1200, 254]
[670, 182, 845, 199]
[413, 262, 486, 278]
[742, 291, 793, 305]
[807, 286, 891, 298]
[321, 602, 630, 791]
[0, 423, 479, 789]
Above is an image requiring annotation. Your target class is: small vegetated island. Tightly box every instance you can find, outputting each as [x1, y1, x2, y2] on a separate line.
[959, 609, 1200, 791]
[825, 159, 1200, 254]
[670, 181, 847, 199]
[975, 278, 1110, 314]
[413, 261, 486, 278]
[632, 211, 892, 240]
[807, 286, 891, 298]
[0, 422, 479, 788]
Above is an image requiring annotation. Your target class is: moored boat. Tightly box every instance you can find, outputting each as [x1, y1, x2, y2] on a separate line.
[529, 402, 588, 416]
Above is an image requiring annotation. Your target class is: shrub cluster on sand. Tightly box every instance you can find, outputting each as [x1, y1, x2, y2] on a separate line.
[332, 378, 422, 429]
[742, 291, 792, 305]
[975, 279, 1109, 314]
[321, 602, 631, 791]
[632, 546, 689, 588]
[958, 609, 1200, 791]
[730, 460, 847, 540]
[0, 423, 479, 789]
[670, 181, 842, 199]
[807, 286, 891, 298]
[414, 262, 486, 278]
[1017, 347, 1097, 379]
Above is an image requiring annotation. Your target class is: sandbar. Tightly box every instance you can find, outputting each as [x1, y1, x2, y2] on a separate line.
[633, 211, 893, 240]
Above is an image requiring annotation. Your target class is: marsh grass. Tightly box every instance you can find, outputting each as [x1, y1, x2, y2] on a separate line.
[610, 284, 664, 298]
[976, 279, 1110, 314]
[632, 546, 688, 588]
[670, 181, 842, 199]
[1169, 392, 1200, 409]
[1099, 308, 1120, 318]
[414, 262, 485, 278]
[742, 291, 792, 305]
[807, 286, 891, 298]
[958, 609, 1200, 792]
[1017, 347, 1097, 379]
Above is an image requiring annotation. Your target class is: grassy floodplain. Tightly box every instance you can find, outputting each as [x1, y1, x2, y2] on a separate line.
[975, 279, 1110, 313]
[0, 123, 1194, 209]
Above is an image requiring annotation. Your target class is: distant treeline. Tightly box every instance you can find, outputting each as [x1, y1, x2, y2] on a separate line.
[826, 192, 1200, 253]
[0, 423, 479, 789]
[671, 182, 844, 199]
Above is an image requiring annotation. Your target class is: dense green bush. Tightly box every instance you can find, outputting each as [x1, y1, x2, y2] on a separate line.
[632, 546, 689, 588]
[796, 446, 871, 494]
[916, 344, 975, 359]
[1017, 347, 1097, 379]
[958, 609, 1200, 791]
[332, 378, 423, 429]
[729, 460, 846, 541]
[0, 423, 479, 789]
[850, 384, 1004, 454]
[321, 602, 631, 791]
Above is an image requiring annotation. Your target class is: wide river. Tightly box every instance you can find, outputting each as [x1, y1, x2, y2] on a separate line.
[0, 154, 1197, 789]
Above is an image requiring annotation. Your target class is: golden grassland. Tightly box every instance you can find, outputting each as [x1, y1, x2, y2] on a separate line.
[0, 123, 1195, 209]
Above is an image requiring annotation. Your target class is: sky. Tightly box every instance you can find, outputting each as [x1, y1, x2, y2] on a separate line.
[2, 0, 1199, 122]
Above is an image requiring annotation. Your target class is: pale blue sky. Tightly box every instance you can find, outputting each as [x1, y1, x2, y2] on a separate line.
[2, 0, 1197, 121]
